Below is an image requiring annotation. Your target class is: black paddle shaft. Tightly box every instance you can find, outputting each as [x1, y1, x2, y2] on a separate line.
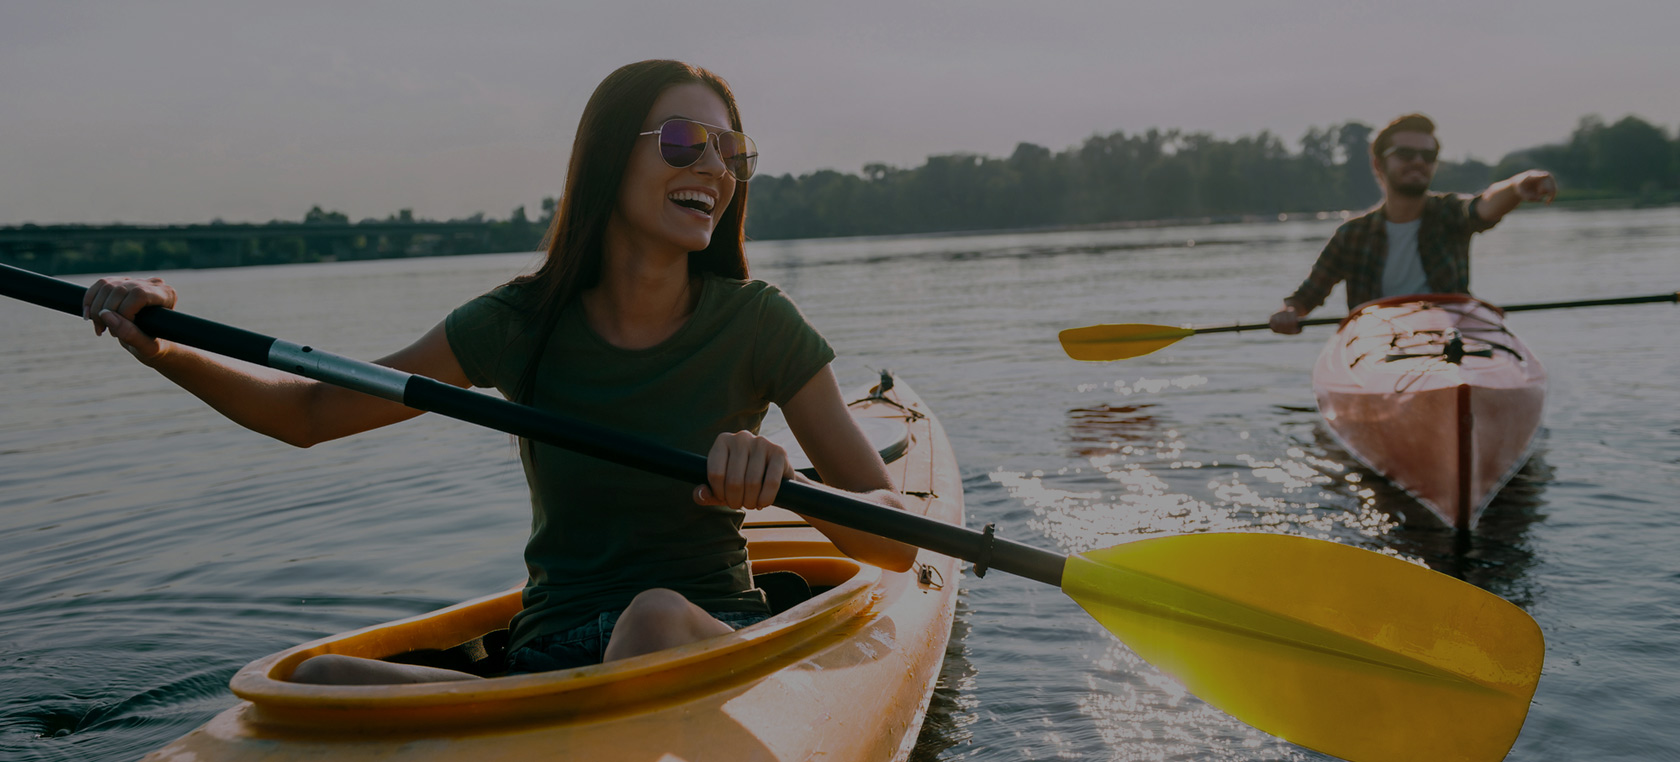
[0, 263, 1069, 587]
[1499, 292, 1679, 313]
[1189, 291, 1679, 335]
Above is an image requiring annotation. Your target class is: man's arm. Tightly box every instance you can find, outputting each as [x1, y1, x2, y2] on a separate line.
[1271, 231, 1350, 334]
[1477, 170, 1558, 224]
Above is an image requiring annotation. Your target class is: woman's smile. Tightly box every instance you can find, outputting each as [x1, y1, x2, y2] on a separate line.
[667, 187, 717, 215]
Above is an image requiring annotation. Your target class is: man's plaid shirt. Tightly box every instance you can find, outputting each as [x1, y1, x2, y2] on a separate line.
[1285, 192, 1498, 313]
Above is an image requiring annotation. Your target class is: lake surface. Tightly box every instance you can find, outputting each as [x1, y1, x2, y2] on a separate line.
[2, 207, 1677, 761]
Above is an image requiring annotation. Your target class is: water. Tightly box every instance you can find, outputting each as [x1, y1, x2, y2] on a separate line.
[3, 207, 1677, 761]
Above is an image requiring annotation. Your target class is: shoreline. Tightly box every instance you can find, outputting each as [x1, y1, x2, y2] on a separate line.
[4, 199, 1673, 276]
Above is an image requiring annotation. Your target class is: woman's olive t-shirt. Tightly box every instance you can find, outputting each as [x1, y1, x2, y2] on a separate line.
[444, 274, 834, 651]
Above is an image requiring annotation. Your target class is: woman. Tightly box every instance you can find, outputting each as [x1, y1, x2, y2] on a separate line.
[80, 60, 916, 684]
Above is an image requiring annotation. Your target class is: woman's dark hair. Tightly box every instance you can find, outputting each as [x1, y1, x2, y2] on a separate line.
[508, 60, 750, 405]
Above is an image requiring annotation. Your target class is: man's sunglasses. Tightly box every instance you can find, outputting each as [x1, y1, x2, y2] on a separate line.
[1383, 146, 1439, 164]
[638, 118, 758, 182]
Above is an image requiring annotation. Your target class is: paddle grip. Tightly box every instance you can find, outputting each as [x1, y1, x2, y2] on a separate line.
[1191, 315, 1345, 335]
[0, 263, 276, 365]
[0, 262, 86, 314]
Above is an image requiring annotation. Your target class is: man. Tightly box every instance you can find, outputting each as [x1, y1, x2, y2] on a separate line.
[1269, 114, 1558, 333]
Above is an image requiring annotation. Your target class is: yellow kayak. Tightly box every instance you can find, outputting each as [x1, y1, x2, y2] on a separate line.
[145, 376, 963, 762]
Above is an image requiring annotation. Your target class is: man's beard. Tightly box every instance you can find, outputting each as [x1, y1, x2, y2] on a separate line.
[1386, 170, 1430, 198]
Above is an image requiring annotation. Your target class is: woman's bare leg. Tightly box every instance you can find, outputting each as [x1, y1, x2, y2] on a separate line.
[288, 654, 482, 685]
[289, 588, 733, 681]
[602, 588, 733, 662]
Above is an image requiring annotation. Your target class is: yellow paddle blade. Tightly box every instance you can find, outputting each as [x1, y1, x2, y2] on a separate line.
[1063, 533, 1542, 762]
[1058, 323, 1194, 361]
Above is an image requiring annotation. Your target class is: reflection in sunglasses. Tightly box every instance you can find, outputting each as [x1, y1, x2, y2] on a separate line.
[639, 119, 758, 181]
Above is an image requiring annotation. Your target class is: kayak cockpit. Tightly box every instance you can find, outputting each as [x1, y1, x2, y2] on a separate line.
[370, 564, 830, 678]
[145, 377, 961, 760]
[228, 555, 876, 733]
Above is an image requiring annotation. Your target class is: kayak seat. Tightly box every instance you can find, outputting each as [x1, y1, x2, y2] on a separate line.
[755, 569, 812, 615]
[382, 571, 814, 676]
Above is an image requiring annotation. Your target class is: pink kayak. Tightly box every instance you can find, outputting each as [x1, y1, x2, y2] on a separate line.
[1312, 294, 1547, 530]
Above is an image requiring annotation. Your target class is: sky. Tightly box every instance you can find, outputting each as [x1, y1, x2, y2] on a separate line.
[2, 1, 1676, 226]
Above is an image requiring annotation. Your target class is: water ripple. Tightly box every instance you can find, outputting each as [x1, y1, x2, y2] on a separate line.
[4, 211, 1679, 760]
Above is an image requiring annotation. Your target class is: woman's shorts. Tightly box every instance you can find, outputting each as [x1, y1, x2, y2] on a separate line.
[505, 608, 771, 675]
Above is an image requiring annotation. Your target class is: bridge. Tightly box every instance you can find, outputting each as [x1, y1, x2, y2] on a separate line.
[0, 221, 537, 275]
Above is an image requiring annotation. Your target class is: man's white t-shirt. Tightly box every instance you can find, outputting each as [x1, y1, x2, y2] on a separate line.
[1382, 218, 1429, 296]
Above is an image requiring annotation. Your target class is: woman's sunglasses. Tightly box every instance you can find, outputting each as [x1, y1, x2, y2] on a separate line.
[639, 118, 758, 182]
[1383, 145, 1439, 164]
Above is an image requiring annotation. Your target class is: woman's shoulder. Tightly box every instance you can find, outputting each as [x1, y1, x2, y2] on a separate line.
[454, 279, 540, 321]
[701, 275, 808, 322]
[698, 276, 833, 401]
[702, 274, 796, 304]
[703, 273, 771, 295]
[486, 278, 545, 308]
[446, 280, 546, 354]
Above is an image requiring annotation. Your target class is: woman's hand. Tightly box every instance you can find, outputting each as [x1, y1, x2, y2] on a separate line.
[83, 276, 177, 364]
[694, 430, 795, 510]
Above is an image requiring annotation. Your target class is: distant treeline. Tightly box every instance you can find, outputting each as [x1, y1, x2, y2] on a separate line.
[745, 113, 1680, 238]
[3, 114, 1675, 275]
